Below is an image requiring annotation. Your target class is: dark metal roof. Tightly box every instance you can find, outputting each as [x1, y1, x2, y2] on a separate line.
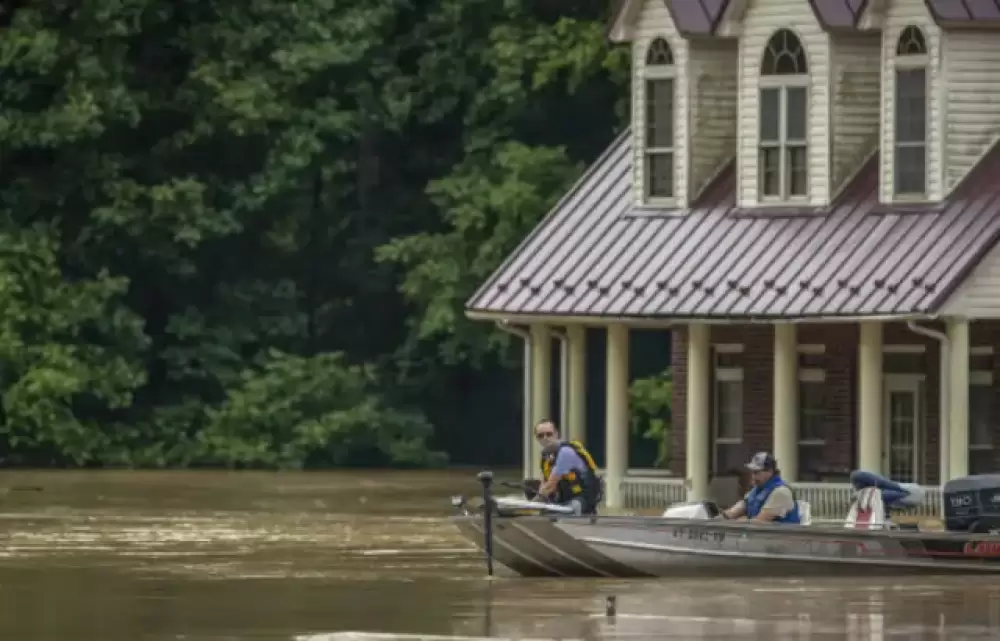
[665, 0, 730, 36]
[607, 0, 731, 38]
[924, 0, 1000, 26]
[465, 130, 1000, 319]
[808, 0, 870, 31]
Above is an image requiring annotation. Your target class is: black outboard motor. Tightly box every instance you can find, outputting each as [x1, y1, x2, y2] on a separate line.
[943, 474, 1000, 533]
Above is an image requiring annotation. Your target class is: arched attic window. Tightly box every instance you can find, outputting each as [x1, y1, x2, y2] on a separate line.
[644, 37, 675, 200]
[894, 26, 928, 197]
[758, 29, 809, 200]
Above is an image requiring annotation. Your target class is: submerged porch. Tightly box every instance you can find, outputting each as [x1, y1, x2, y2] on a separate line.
[504, 317, 999, 520]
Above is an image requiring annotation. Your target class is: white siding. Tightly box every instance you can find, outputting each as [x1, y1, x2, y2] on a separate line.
[632, 0, 689, 207]
[737, 0, 830, 207]
[943, 31, 1000, 192]
[879, 3, 943, 203]
[689, 40, 739, 198]
[941, 240, 1000, 318]
[830, 35, 881, 193]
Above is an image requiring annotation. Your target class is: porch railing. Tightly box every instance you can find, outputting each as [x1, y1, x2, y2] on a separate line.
[617, 472, 943, 520]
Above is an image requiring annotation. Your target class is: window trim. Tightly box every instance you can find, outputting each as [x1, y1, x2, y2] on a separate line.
[642, 38, 677, 206]
[970, 361, 993, 452]
[883, 344, 925, 354]
[893, 26, 930, 201]
[758, 78, 810, 203]
[797, 344, 825, 355]
[713, 366, 743, 446]
[796, 344, 828, 446]
[758, 28, 810, 204]
[797, 366, 826, 446]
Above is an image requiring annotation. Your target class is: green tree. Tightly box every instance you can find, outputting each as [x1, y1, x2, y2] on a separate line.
[198, 350, 443, 468]
[629, 369, 672, 467]
[0, 0, 629, 467]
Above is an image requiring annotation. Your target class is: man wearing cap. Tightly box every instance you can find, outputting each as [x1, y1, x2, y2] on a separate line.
[721, 452, 801, 524]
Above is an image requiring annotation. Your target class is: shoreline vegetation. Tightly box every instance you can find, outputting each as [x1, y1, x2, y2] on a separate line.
[0, 0, 655, 469]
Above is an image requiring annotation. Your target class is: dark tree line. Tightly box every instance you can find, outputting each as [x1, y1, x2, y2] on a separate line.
[0, 0, 631, 467]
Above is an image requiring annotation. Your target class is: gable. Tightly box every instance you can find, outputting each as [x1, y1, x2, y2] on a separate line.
[610, 0, 731, 40]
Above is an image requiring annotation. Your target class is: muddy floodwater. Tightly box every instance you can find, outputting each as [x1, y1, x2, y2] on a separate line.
[1, 470, 1000, 641]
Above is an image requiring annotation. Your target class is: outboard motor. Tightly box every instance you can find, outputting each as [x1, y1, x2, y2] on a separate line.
[943, 474, 1000, 533]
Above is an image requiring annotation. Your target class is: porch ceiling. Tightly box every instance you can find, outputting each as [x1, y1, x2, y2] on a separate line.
[465, 130, 1000, 320]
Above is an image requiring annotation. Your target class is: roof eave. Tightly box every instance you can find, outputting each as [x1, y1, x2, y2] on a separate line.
[465, 309, 937, 326]
[463, 129, 632, 312]
[606, 0, 640, 43]
[923, 0, 1000, 28]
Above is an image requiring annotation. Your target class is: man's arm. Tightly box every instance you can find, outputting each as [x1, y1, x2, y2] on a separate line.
[722, 499, 746, 519]
[536, 448, 583, 498]
[753, 486, 795, 522]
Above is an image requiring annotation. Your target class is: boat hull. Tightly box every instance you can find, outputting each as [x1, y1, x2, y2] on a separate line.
[453, 515, 652, 577]
[453, 515, 1000, 578]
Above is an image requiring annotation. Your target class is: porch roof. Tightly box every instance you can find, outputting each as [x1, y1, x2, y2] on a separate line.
[465, 130, 1000, 320]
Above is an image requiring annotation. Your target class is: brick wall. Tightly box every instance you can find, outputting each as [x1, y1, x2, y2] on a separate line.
[669, 320, 1000, 485]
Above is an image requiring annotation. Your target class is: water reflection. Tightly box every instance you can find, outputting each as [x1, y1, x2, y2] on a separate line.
[441, 581, 1000, 641]
[2, 470, 1000, 641]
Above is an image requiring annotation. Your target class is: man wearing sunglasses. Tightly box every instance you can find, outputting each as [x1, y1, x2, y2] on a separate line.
[721, 451, 801, 524]
[527, 420, 602, 515]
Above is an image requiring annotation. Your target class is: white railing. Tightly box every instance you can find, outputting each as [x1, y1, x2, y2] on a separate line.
[620, 474, 686, 508]
[616, 471, 943, 520]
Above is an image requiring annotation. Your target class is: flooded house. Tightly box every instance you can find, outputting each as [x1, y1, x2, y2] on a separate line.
[464, 0, 1000, 518]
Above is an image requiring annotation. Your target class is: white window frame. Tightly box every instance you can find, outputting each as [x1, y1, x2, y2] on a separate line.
[883, 344, 925, 354]
[643, 37, 676, 205]
[758, 30, 810, 204]
[970, 346, 993, 451]
[712, 344, 744, 473]
[893, 25, 929, 201]
[883, 373, 925, 484]
[797, 344, 826, 446]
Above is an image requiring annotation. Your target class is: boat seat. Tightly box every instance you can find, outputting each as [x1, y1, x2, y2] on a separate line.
[844, 487, 887, 530]
[796, 500, 812, 526]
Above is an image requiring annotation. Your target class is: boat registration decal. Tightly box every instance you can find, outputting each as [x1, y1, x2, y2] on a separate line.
[963, 541, 1000, 556]
[670, 527, 727, 543]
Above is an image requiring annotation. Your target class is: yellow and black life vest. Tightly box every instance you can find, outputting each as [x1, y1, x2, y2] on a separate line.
[540, 440, 600, 505]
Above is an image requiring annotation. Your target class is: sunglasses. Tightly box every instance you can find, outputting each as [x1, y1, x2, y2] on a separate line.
[535, 431, 555, 439]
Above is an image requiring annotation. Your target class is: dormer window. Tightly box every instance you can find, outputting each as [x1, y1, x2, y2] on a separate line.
[644, 38, 675, 201]
[758, 29, 808, 201]
[894, 26, 928, 198]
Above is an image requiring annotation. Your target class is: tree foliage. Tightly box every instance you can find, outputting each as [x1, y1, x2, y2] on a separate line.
[630, 369, 673, 467]
[0, 0, 627, 467]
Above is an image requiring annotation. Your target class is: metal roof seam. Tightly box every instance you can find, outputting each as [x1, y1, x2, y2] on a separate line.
[468, 132, 1000, 318]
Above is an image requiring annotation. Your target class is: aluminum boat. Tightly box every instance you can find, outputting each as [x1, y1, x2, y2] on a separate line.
[451, 471, 1000, 577]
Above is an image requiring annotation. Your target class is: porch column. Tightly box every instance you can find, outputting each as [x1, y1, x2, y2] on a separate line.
[686, 323, 711, 501]
[858, 321, 883, 473]
[566, 325, 587, 444]
[948, 318, 970, 480]
[773, 323, 798, 481]
[605, 324, 630, 509]
[521, 339, 533, 480]
[530, 324, 552, 473]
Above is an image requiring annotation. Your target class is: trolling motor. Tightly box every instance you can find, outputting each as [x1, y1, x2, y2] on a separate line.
[477, 470, 495, 577]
